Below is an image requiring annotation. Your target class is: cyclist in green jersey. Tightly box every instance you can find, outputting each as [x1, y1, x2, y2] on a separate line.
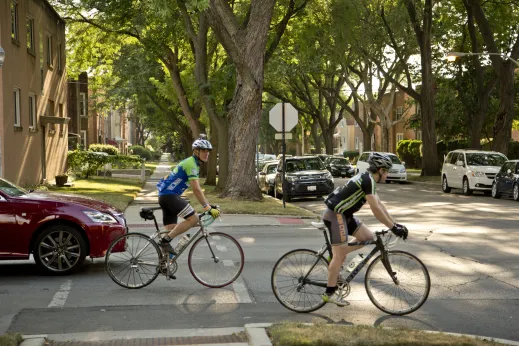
[321, 152, 408, 306]
[157, 135, 220, 255]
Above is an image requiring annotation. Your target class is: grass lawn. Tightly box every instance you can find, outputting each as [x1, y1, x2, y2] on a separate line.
[144, 161, 160, 175]
[46, 177, 143, 211]
[182, 179, 316, 217]
[268, 322, 502, 346]
[407, 174, 441, 183]
[0, 333, 23, 346]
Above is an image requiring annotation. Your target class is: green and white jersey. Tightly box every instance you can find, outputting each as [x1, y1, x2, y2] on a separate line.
[324, 172, 375, 215]
[157, 156, 200, 196]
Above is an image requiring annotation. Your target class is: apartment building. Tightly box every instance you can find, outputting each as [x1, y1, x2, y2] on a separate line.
[67, 72, 88, 150]
[0, 0, 68, 186]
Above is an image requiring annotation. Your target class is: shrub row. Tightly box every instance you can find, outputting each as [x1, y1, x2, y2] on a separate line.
[88, 144, 120, 155]
[68, 150, 143, 178]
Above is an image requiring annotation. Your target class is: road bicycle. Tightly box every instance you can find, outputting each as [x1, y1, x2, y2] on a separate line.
[271, 221, 430, 315]
[105, 206, 244, 289]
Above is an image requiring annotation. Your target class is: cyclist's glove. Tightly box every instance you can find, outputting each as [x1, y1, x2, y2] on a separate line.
[204, 204, 220, 219]
[391, 223, 408, 240]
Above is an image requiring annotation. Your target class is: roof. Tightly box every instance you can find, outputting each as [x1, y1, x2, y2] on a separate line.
[450, 149, 506, 154]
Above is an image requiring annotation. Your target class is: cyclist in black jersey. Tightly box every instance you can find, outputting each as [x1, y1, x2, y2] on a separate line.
[321, 152, 408, 306]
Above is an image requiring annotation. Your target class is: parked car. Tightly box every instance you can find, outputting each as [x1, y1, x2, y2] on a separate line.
[316, 154, 331, 164]
[274, 156, 334, 202]
[0, 178, 128, 274]
[356, 151, 408, 183]
[492, 160, 519, 201]
[324, 156, 355, 178]
[258, 160, 279, 196]
[441, 149, 508, 195]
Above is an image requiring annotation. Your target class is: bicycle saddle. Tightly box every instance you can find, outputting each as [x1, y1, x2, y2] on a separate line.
[311, 221, 326, 230]
[140, 206, 161, 220]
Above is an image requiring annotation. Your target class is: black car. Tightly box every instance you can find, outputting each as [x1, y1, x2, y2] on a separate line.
[274, 156, 334, 202]
[492, 160, 519, 201]
[324, 156, 355, 178]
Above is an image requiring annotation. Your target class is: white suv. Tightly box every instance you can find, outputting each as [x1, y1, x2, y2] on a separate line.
[441, 149, 508, 195]
[356, 151, 407, 183]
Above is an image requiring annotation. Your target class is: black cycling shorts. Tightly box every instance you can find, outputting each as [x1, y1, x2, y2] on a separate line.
[322, 208, 362, 245]
[158, 194, 196, 226]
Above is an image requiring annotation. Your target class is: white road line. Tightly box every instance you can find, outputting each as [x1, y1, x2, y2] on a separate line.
[232, 277, 252, 303]
[48, 280, 72, 308]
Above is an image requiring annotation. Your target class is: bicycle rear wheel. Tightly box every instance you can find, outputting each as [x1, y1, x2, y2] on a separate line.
[271, 249, 329, 313]
[105, 233, 161, 289]
[188, 232, 244, 288]
[365, 250, 430, 315]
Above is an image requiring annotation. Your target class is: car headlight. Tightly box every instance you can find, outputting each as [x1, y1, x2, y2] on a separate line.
[400, 168, 406, 173]
[285, 175, 298, 182]
[470, 171, 485, 177]
[83, 211, 118, 224]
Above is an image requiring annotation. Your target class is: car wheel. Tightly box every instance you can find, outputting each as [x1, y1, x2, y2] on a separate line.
[491, 182, 501, 199]
[385, 180, 391, 184]
[33, 224, 87, 275]
[285, 195, 292, 202]
[513, 184, 519, 201]
[341, 175, 346, 178]
[442, 175, 451, 193]
[462, 177, 473, 196]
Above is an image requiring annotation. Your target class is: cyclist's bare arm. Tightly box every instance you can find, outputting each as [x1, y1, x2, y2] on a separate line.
[366, 194, 394, 229]
[377, 196, 396, 225]
[190, 179, 209, 207]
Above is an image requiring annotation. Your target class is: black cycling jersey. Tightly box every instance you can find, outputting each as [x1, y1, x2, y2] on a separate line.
[324, 172, 376, 215]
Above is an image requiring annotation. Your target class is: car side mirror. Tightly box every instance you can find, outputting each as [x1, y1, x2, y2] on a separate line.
[456, 160, 464, 167]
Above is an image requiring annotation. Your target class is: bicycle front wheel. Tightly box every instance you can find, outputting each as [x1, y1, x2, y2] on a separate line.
[271, 249, 329, 313]
[188, 232, 244, 288]
[365, 250, 430, 315]
[105, 233, 161, 289]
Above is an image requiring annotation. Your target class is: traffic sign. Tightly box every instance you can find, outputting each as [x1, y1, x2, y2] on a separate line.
[269, 103, 298, 132]
[275, 133, 293, 140]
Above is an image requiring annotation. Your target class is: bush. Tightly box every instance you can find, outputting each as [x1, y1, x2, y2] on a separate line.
[396, 140, 422, 168]
[129, 145, 152, 161]
[68, 150, 143, 178]
[88, 144, 120, 155]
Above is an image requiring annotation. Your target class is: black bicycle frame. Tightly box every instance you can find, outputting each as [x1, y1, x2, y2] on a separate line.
[303, 232, 394, 288]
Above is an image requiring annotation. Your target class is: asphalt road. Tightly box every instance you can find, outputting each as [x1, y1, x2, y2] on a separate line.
[2, 180, 519, 341]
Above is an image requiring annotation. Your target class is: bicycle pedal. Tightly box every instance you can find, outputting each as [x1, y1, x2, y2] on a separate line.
[168, 275, 176, 280]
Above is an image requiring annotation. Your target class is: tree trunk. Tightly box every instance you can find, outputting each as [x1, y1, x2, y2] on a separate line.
[224, 73, 263, 199]
[311, 121, 321, 153]
[216, 123, 229, 190]
[322, 128, 334, 154]
[492, 62, 515, 154]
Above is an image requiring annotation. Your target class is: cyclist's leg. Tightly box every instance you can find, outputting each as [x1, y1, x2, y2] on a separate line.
[347, 220, 375, 253]
[158, 194, 179, 233]
[322, 210, 349, 288]
[164, 196, 198, 240]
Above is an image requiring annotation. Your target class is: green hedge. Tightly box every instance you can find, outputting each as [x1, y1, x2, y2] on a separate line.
[396, 140, 422, 168]
[129, 145, 153, 161]
[88, 144, 120, 155]
[67, 150, 143, 178]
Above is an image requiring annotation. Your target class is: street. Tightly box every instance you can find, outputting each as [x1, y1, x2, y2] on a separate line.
[2, 180, 519, 341]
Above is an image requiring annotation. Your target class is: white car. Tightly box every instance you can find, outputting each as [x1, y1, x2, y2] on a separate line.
[441, 149, 507, 195]
[258, 160, 279, 196]
[356, 151, 407, 183]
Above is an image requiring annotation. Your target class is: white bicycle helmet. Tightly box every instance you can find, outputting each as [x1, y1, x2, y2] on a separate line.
[192, 135, 213, 151]
[368, 152, 393, 170]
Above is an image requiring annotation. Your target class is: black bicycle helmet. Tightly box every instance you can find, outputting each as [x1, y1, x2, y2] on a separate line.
[367, 152, 393, 170]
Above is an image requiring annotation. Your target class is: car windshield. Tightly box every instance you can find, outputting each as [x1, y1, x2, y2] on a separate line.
[328, 158, 349, 165]
[388, 155, 402, 164]
[267, 165, 277, 174]
[286, 158, 325, 172]
[466, 153, 507, 166]
[0, 178, 28, 197]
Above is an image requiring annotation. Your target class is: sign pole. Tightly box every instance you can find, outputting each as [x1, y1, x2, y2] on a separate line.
[282, 102, 286, 208]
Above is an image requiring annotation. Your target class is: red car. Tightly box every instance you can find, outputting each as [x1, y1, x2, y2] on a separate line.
[0, 178, 127, 274]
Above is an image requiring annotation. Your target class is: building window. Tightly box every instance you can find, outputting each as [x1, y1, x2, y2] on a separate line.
[46, 35, 53, 66]
[57, 43, 63, 72]
[396, 133, 404, 143]
[14, 88, 21, 127]
[11, 0, 19, 42]
[79, 93, 87, 117]
[396, 106, 404, 120]
[355, 137, 359, 150]
[47, 99, 55, 117]
[416, 130, 422, 141]
[29, 94, 36, 128]
[26, 17, 35, 53]
[81, 130, 87, 149]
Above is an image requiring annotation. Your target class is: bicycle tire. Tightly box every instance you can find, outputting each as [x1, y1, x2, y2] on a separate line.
[105, 233, 161, 289]
[188, 232, 244, 288]
[271, 249, 329, 313]
[365, 250, 430, 315]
